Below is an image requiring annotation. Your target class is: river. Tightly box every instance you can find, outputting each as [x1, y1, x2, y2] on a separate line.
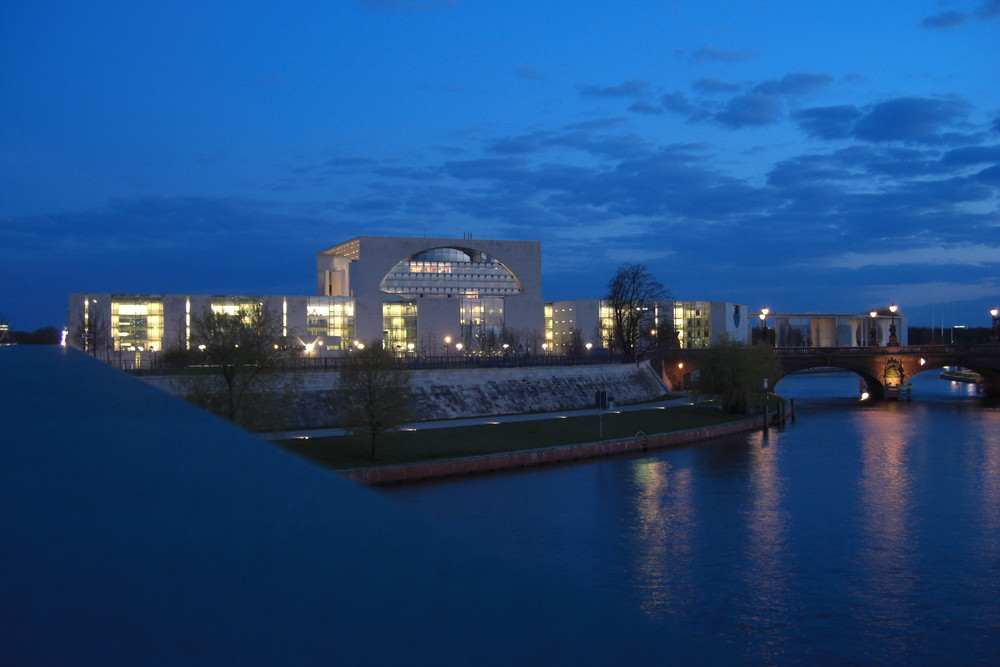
[383, 371, 1000, 665]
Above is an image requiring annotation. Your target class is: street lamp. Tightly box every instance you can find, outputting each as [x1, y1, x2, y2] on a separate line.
[888, 303, 899, 347]
[869, 310, 878, 347]
[759, 307, 770, 345]
[444, 335, 451, 356]
[991, 307, 999, 342]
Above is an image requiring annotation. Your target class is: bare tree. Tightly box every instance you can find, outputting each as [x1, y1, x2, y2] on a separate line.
[187, 302, 296, 426]
[336, 343, 414, 459]
[605, 263, 670, 358]
[71, 306, 111, 356]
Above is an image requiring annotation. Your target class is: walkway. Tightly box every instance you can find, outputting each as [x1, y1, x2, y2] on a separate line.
[261, 395, 694, 440]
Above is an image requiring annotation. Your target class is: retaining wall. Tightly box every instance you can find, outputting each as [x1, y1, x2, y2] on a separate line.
[141, 361, 667, 429]
[340, 418, 761, 485]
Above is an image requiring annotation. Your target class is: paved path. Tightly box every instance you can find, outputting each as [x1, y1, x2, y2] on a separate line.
[261, 395, 694, 440]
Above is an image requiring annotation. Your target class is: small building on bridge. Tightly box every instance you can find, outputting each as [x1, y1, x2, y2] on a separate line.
[754, 310, 908, 348]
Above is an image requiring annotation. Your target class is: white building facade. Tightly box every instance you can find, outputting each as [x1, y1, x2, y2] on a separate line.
[67, 236, 545, 359]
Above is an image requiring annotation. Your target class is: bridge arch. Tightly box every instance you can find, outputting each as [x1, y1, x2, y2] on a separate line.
[657, 345, 1000, 400]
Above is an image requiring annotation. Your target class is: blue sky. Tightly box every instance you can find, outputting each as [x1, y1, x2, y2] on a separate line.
[2, 0, 998, 330]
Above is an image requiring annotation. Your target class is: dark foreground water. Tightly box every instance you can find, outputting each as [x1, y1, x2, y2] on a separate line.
[383, 372, 1000, 665]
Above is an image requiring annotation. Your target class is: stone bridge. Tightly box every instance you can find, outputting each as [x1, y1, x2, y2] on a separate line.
[657, 344, 1000, 400]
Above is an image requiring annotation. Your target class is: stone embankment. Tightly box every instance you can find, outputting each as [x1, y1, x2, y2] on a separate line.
[142, 361, 667, 430]
[341, 418, 762, 485]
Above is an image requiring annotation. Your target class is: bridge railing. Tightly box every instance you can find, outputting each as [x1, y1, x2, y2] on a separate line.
[772, 345, 973, 356]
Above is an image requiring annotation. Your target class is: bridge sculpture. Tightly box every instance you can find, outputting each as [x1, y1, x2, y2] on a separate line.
[657, 344, 1000, 400]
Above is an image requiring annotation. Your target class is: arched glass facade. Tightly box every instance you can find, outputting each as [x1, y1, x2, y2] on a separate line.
[379, 247, 522, 296]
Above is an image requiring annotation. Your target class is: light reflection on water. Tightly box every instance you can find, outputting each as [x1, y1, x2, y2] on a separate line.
[385, 371, 1000, 664]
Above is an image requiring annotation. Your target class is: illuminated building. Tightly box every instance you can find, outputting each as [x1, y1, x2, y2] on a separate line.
[67, 235, 543, 359]
[544, 299, 749, 351]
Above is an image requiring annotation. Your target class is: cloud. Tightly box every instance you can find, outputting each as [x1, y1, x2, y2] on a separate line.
[627, 100, 663, 115]
[576, 79, 651, 99]
[793, 105, 864, 139]
[977, 0, 1000, 18]
[975, 163, 1000, 185]
[941, 144, 1000, 165]
[513, 65, 546, 81]
[660, 91, 696, 116]
[921, 11, 967, 29]
[853, 96, 971, 143]
[360, 0, 456, 13]
[714, 94, 784, 128]
[793, 96, 975, 144]
[753, 72, 833, 96]
[691, 78, 742, 94]
[687, 44, 756, 63]
[822, 243, 1000, 269]
[920, 1, 1000, 27]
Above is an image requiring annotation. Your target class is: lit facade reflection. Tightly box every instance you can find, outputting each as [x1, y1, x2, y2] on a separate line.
[740, 432, 790, 654]
[628, 459, 695, 617]
[975, 410, 1000, 562]
[854, 406, 917, 652]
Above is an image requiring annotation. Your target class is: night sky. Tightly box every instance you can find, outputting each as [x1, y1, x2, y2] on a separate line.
[2, 1, 998, 331]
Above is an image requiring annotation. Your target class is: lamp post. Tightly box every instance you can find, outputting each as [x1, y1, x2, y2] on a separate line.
[759, 307, 770, 345]
[888, 303, 899, 347]
[869, 310, 878, 347]
[991, 307, 999, 343]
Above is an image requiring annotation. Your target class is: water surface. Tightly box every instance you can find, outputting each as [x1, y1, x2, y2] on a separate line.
[384, 371, 1000, 665]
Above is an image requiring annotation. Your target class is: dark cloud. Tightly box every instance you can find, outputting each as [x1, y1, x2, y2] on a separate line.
[921, 11, 967, 29]
[793, 97, 974, 144]
[941, 144, 1000, 165]
[793, 106, 864, 139]
[714, 94, 784, 128]
[977, 0, 1000, 18]
[485, 133, 550, 155]
[544, 131, 653, 160]
[576, 79, 651, 98]
[293, 157, 379, 175]
[627, 100, 663, 115]
[688, 44, 756, 63]
[360, 0, 455, 13]
[920, 2, 999, 27]
[753, 72, 832, 96]
[513, 65, 546, 81]
[691, 78, 742, 94]
[442, 157, 529, 182]
[833, 145, 940, 178]
[974, 163, 1000, 186]
[661, 91, 696, 116]
[853, 96, 971, 143]
[766, 154, 858, 190]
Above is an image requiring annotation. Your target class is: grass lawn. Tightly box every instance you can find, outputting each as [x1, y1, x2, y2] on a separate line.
[275, 405, 745, 470]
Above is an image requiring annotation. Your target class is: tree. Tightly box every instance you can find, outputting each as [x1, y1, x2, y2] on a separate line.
[605, 263, 670, 358]
[71, 305, 111, 356]
[186, 302, 296, 427]
[693, 336, 782, 414]
[336, 343, 415, 459]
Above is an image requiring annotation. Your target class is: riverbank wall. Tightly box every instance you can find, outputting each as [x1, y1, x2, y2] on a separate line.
[141, 361, 668, 429]
[340, 417, 762, 485]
